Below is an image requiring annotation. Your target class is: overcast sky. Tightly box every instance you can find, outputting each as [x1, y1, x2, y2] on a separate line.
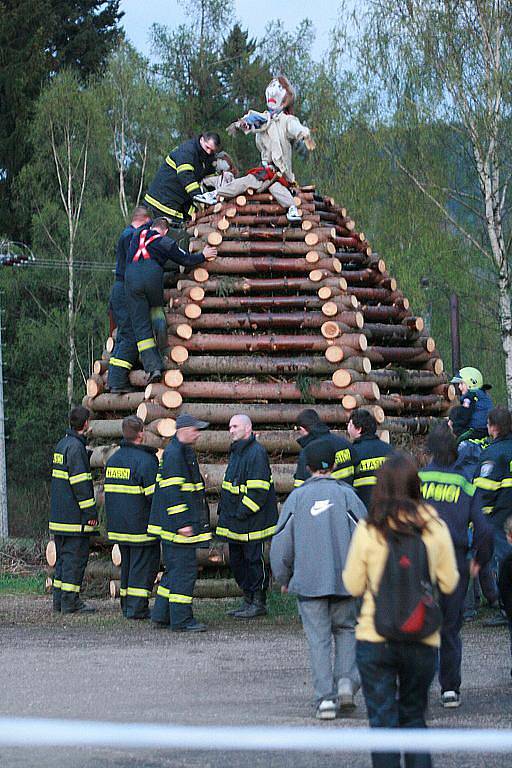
[119, 0, 346, 61]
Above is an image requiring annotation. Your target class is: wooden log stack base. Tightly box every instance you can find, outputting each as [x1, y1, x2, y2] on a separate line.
[85, 185, 452, 563]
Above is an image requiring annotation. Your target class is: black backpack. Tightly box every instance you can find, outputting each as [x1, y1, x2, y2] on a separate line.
[373, 528, 442, 641]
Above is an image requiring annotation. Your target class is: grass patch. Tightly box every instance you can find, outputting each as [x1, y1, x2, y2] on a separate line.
[0, 573, 46, 594]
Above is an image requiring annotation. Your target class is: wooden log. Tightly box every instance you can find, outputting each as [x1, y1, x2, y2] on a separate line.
[177, 354, 339, 377]
[86, 375, 105, 398]
[168, 294, 357, 312]
[85, 392, 145, 413]
[360, 305, 410, 323]
[205, 257, 338, 275]
[195, 225, 334, 243]
[197, 213, 321, 228]
[90, 444, 119, 468]
[166, 332, 368, 354]
[144, 418, 176, 437]
[177, 276, 348, 294]
[176, 380, 380, 403]
[155, 390, 183, 409]
[173, 310, 362, 332]
[88, 419, 124, 439]
[220, 202, 315, 216]
[362, 369, 448, 391]
[112, 543, 122, 566]
[379, 394, 450, 415]
[383, 416, 438, 435]
[46, 540, 56, 567]
[203, 463, 296, 494]
[137, 401, 384, 427]
[348, 287, 407, 306]
[366, 346, 431, 365]
[193, 579, 243, 599]
[362, 323, 421, 343]
[170, 345, 189, 363]
[93, 360, 109, 375]
[163, 370, 184, 388]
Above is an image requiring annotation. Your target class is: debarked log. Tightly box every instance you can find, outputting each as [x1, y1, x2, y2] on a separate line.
[190, 239, 336, 257]
[203, 463, 296, 494]
[167, 310, 362, 332]
[177, 354, 339, 376]
[84, 392, 146, 412]
[165, 332, 368, 354]
[204, 257, 339, 275]
[166, 293, 357, 312]
[176, 276, 348, 294]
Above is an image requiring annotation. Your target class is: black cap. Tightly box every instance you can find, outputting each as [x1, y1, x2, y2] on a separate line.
[304, 439, 336, 472]
[175, 413, 209, 430]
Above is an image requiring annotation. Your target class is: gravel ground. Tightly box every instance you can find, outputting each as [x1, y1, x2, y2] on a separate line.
[0, 595, 510, 767]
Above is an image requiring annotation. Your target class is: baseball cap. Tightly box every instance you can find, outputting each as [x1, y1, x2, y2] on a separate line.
[304, 439, 336, 472]
[175, 413, 209, 430]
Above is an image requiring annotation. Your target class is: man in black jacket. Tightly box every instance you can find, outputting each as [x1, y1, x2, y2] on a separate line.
[144, 132, 221, 234]
[49, 406, 98, 614]
[294, 409, 354, 489]
[105, 416, 160, 619]
[124, 217, 217, 384]
[348, 408, 394, 509]
[149, 413, 211, 631]
[217, 414, 278, 618]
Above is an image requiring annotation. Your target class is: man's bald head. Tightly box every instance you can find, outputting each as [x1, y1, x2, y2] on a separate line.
[229, 414, 252, 443]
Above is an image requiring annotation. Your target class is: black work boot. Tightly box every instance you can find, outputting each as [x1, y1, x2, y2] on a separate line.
[227, 592, 253, 616]
[233, 590, 267, 619]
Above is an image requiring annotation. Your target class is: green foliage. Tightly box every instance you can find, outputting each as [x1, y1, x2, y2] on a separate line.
[0, 574, 46, 594]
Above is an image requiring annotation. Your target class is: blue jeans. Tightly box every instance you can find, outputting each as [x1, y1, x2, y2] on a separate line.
[356, 640, 436, 768]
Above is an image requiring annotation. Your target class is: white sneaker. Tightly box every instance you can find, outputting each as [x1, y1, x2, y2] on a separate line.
[337, 678, 356, 709]
[286, 205, 302, 221]
[194, 191, 217, 205]
[315, 698, 337, 720]
[441, 690, 461, 708]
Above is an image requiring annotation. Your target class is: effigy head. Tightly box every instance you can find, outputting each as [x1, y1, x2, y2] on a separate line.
[265, 76, 295, 115]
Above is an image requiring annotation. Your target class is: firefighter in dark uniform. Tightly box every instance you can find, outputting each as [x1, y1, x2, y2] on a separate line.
[49, 406, 98, 614]
[108, 207, 151, 394]
[144, 132, 221, 243]
[474, 405, 512, 627]
[293, 408, 354, 488]
[348, 408, 394, 508]
[124, 217, 217, 384]
[419, 422, 493, 708]
[216, 414, 279, 618]
[104, 416, 160, 619]
[149, 413, 211, 631]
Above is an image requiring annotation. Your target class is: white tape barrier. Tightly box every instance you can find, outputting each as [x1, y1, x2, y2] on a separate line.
[0, 719, 511, 753]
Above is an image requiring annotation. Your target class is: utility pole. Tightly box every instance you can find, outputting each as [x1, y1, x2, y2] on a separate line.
[0, 294, 8, 537]
[450, 292, 461, 374]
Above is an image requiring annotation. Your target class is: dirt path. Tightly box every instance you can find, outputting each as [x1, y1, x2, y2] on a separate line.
[0, 595, 510, 767]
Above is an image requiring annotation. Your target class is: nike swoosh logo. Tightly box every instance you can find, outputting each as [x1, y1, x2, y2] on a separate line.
[310, 500, 333, 516]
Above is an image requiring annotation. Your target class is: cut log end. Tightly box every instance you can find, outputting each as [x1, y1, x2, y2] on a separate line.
[217, 217, 230, 232]
[305, 250, 320, 264]
[170, 345, 189, 364]
[156, 418, 176, 437]
[193, 268, 209, 283]
[105, 337, 115, 353]
[309, 270, 323, 282]
[226, 206, 237, 218]
[332, 258, 342, 273]
[176, 323, 193, 340]
[305, 232, 319, 246]
[163, 370, 184, 388]
[321, 321, 341, 340]
[339, 278, 348, 291]
[161, 390, 183, 409]
[301, 219, 314, 231]
[207, 231, 223, 246]
[111, 543, 122, 567]
[321, 301, 338, 318]
[318, 286, 332, 300]
[332, 369, 352, 388]
[184, 304, 202, 320]
[46, 540, 56, 567]
[325, 346, 344, 363]
[236, 195, 247, 207]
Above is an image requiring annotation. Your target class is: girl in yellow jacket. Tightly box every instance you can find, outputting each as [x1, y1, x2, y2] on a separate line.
[343, 452, 459, 768]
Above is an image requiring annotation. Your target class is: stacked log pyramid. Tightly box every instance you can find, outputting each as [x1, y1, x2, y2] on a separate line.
[84, 185, 455, 499]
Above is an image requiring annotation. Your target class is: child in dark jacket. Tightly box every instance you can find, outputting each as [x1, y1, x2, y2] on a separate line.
[498, 515, 512, 678]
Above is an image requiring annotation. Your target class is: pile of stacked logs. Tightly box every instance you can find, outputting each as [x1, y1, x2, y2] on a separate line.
[82, 186, 454, 577]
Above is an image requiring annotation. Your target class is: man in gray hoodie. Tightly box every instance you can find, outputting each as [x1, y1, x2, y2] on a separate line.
[270, 438, 367, 720]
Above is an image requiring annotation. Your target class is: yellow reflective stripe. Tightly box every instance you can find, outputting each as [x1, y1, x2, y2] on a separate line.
[501, 477, 512, 488]
[182, 482, 204, 492]
[332, 465, 354, 480]
[157, 585, 170, 598]
[185, 181, 200, 194]
[165, 156, 177, 169]
[188, 205, 196, 217]
[168, 593, 193, 604]
[216, 525, 276, 542]
[177, 163, 195, 173]
[104, 484, 144, 495]
[120, 588, 128, 597]
[69, 472, 92, 485]
[246, 479, 271, 491]
[107, 532, 157, 543]
[144, 484, 156, 496]
[167, 504, 188, 515]
[482, 506, 494, 515]
[353, 476, 377, 488]
[160, 531, 212, 544]
[52, 469, 69, 480]
[61, 582, 80, 593]
[78, 498, 95, 510]
[53, 579, 62, 588]
[137, 338, 156, 352]
[144, 194, 183, 219]
[242, 495, 260, 513]
[293, 479, 304, 487]
[474, 477, 501, 491]
[147, 524, 162, 535]
[126, 587, 151, 598]
[49, 522, 96, 533]
[109, 357, 133, 370]
[222, 481, 246, 494]
[159, 476, 185, 488]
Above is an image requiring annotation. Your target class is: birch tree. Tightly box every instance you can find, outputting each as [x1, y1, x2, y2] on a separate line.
[359, 0, 512, 402]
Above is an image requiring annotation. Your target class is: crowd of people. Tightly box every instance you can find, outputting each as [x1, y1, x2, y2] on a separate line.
[47, 74, 512, 768]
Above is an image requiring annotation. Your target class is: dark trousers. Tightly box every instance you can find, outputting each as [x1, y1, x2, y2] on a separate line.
[119, 542, 160, 619]
[108, 281, 138, 390]
[356, 639, 436, 768]
[125, 260, 165, 373]
[228, 540, 269, 597]
[152, 541, 197, 628]
[439, 552, 469, 694]
[53, 535, 90, 613]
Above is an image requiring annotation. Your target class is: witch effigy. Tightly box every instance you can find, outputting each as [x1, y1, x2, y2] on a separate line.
[195, 76, 315, 221]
